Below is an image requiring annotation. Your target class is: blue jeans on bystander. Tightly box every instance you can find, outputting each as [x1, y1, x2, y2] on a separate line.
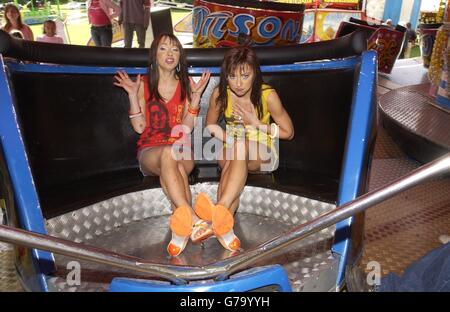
[90, 24, 113, 47]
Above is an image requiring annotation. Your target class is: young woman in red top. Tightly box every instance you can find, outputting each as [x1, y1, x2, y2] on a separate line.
[114, 34, 210, 256]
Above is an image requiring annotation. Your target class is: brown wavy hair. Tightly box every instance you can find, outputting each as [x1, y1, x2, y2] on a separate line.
[217, 46, 270, 119]
[147, 34, 191, 103]
[3, 4, 24, 33]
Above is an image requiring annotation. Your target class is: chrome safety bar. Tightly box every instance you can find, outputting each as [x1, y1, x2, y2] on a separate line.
[1, 153, 449, 284]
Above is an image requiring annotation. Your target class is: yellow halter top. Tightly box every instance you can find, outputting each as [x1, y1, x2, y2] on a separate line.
[224, 84, 273, 146]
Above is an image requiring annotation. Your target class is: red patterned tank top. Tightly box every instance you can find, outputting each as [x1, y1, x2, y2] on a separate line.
[88, 0, 111, 26]
[137, 77, 188, 152]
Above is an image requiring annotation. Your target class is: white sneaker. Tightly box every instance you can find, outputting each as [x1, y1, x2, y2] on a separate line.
[438, 235, 450, 244]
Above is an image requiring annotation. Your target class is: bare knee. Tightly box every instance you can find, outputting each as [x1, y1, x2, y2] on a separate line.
[140, 149, 163, 176]
[160, 146, 178, 167]
[248, 160, 263, 172]
[178, 161, 194, 177]
[219, 159, 230, 172]
[161, 145, 173, 158]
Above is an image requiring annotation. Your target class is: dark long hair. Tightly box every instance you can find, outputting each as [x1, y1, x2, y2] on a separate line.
[42, 20, 56, 34]
[3, 4, 24, 33]
[217, 46, 267, 119]
[147, 34, 190, 103]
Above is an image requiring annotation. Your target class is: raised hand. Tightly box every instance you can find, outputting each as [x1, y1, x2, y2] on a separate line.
[232, 102, 260, 127]
[113, 70, 141, 97]
[189, 70, 211, 98]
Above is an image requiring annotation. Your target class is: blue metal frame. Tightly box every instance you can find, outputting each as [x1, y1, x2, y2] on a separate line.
[332, 50, 378, 287]
[5, 57, 359, 75]
[1, 53, 376, 291]
[0, 56, 54, 291]
[109, 265, 292, 292]
[383, 0, 403, 26]
[410, 0, 423, 30]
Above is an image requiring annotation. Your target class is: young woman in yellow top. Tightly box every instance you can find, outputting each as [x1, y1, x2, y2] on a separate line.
[194, 46, 294, 252]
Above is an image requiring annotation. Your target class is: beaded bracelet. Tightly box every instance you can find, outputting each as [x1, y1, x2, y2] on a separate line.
[187, 105, 200, 116]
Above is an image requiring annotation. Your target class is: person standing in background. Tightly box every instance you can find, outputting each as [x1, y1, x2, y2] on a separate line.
[1, 4, 34, 41]
[405, 22, 417, 44]
[36, 20, 64, 44]
[86, 0, 121, 47]
[400, 22, 417, 59]
[119, 0, 151, 48]
[384, 19, 394, 28]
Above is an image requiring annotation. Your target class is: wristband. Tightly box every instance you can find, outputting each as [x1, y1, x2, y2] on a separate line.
[269, 123, 279, 139]
[187, 104, 200, 116]
[129, 111, 142, 119]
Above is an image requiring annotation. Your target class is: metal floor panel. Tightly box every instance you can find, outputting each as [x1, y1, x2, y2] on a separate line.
[47, 249, 338, 292]
[45, 184, 336, 243]
[379, 84, 450, 149]
[361, 129, 450, 277]
[361, 178, 450, 277]
[372, 128, 407, 160]
[368, 157, 420, 191]
[48, 214, 337, 292]
[0, 208, 22, 292]
[44, 185, 337, 292]
[0, 250, 23, 292]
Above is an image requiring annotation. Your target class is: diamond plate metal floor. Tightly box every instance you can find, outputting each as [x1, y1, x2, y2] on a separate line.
[379, 84, 450, 149]
[370, 59, 450, 278]
[360, 128, 450, 278]
[0, 250, 23, 292]
[47, 213, 336, 292]
[0, 209, 22, 291]
[362, 177, 450, 277]
[43, 185, 337, 292]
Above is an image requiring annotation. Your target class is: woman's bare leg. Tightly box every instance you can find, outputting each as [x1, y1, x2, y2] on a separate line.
[158, 146, 192, 208]
[140, 146, 198, 256]
[217, 140, 270, 214]
[216, 140, 248, 210]
[178, 159, 194, 207]
[217, 158, 230, 202]
[217, 158, 241, 214]
[141, 146, 193, 211]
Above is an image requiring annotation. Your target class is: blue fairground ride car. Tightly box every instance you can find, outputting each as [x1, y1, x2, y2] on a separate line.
[0, 30, 448, 292]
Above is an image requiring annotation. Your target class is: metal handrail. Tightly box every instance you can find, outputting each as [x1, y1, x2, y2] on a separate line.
[1, 153, 449, 284]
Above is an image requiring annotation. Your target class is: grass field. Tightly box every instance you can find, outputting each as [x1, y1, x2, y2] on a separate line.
[410, 45, 421, 58]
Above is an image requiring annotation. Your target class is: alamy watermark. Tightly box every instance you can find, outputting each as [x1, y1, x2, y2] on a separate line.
[168, 117, 279, 172]
[366, 261, 381, 287]
[66, 261, 81, 287]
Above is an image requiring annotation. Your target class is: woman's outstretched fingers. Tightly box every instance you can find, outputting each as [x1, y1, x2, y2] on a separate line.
[114, 71, 141, 95]
[119, 70, 128, 79]
[200, 71, 211, 88]
[190, 71, 211, 94]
